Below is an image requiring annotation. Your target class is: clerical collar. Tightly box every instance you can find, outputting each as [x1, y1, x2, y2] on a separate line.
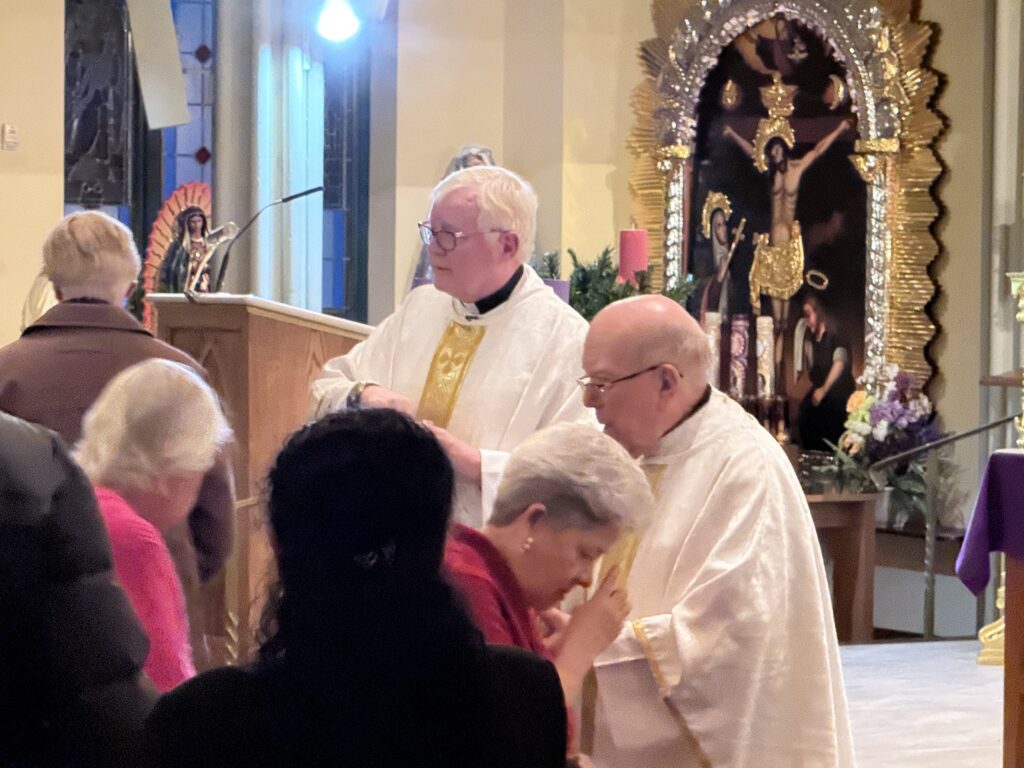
[470, 266, 524, 315]
[662, 385, 712, 438]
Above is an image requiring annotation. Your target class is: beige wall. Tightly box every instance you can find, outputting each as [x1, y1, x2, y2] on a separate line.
[376, 0, 506, 318]
[925, 0, 989, 438]
[560, 0, 653, 269]
[504, 0, 565, 261]
[0, 0, 64, 344]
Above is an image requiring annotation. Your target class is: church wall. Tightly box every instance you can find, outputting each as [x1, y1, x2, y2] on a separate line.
[873, 0, 995, 636]
[503, 0, 565, 264]
[559, 0, 653, 272]
[926, 0, 989, 438]
[0, 0, 64, 345]
[375, 0, 507, 319]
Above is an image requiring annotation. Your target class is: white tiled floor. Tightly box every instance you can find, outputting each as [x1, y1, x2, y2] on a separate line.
[841, 640, 1002, 767]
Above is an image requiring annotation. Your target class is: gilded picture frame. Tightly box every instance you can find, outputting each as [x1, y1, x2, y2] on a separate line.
[629, 0, 943, 392]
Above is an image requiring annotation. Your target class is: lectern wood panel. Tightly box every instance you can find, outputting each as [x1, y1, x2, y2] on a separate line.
[149, 295, 368, 666]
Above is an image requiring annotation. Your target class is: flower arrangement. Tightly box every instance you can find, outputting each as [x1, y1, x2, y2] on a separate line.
[827, 364, 941, 529]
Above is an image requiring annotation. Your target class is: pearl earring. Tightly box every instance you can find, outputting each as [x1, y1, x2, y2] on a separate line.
[520, 536, 534, 554]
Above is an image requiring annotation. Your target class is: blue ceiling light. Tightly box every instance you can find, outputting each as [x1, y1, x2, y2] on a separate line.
[317, 0, 361, 42]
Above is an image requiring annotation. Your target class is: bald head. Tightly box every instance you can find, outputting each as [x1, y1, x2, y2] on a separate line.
[590, 296, 709, 390]
[582, 296, 710, 457]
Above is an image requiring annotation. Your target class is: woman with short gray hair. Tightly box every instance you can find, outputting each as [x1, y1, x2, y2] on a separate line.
[445, 422, 652, 707]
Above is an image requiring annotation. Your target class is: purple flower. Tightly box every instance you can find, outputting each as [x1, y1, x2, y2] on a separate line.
[893, 371, 913, 397]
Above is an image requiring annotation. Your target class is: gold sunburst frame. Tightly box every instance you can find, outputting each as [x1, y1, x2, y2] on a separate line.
[628, 0, 943, 390]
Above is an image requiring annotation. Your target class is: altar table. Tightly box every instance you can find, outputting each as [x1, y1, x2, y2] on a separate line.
[807, 492, 880, 644]
[957, 449, 1024, 768]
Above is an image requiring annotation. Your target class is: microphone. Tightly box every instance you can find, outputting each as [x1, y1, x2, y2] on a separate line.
[212, 186, 324, 292]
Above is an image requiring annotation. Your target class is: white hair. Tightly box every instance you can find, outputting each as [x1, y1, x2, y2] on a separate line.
[42, 211, 141, 303]
[644, 320, 711, 386]
[430, 165, 538, 264]
[491, 423, 652, 531]
[76, 359, 232, 493]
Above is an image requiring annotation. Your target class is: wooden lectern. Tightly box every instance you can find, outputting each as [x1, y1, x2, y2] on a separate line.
[147, 293, 371, 666]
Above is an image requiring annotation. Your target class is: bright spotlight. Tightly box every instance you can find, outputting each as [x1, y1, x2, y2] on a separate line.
[317, 0, 361, 42]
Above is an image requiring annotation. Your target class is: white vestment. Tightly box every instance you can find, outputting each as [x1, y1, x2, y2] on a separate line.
[592, 389, 854, 768]
[311, 266, 593, 526]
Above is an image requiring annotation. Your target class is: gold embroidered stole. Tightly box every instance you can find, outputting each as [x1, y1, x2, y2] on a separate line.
[415, 321, 487, 428]
[596, 464, 667, 590]
[579, 463, 667, 754]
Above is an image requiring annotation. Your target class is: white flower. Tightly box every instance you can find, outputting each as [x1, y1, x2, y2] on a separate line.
[872, 420, 890, 441]
[848, 420, 872, 436]
[909, 395, 932, 419]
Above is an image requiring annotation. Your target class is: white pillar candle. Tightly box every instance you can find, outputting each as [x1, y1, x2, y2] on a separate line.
[729, 315, 749, 399]
[703, 311, 721, 389]
[756, 315, 774, 397]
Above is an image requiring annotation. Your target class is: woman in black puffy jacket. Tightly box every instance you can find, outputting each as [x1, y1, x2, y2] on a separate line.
[0, 412, 157, 767]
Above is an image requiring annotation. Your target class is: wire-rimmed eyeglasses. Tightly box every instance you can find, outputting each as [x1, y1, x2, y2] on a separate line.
[576, 364, 673, 395]
[417, 221, 506, 253]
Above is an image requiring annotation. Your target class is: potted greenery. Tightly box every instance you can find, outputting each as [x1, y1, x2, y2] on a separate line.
[534, 250, 570, 303]
[543, 246, 697, 321]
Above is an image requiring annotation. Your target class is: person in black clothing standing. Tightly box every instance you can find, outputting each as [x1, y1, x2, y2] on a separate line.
[797, 292, 856, 450]
[146, 408, 567, 768]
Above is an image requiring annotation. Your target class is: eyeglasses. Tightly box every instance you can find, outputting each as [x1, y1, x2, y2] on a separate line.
[417, 221, 506, 253]
[576, 364, 672, 395]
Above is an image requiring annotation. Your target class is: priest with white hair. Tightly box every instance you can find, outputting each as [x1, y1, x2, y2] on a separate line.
[311, 165, 592, 526]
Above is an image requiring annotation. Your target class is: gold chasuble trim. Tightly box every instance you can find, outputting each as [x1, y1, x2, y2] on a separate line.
[580, 463, 670, 756]
[597, 464, 667, 588]
[416, 321, 487, 429]
[631, 619, 712, 768]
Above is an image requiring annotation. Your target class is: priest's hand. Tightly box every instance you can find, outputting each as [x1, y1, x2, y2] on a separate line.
[423, 421, 482, 483]
[360, 384, 415, 415]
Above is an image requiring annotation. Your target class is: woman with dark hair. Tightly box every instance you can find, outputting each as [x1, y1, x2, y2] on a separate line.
[146, 408, 567, 768]
[797, 292, 856, 450]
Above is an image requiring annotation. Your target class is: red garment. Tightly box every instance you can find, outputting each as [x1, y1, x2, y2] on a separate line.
[443, 524, 551, 659]
[445, 524, 575, 750]
[94, 487, 195, 691]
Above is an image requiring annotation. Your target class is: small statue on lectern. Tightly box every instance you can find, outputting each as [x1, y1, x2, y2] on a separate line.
[158, 206, 238, 295]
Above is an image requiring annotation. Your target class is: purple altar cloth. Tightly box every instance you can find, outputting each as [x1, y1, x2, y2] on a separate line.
[956, 450, 1024, 594]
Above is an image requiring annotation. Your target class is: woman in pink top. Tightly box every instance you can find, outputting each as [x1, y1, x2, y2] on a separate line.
[76, 359, 232, 691]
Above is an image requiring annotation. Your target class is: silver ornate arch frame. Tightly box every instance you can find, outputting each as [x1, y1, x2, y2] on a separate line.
[629, 0, 943, 389]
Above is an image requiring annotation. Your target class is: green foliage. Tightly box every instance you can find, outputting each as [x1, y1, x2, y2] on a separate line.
[560, 246, 699, 321]
[535, 250, 562, 280]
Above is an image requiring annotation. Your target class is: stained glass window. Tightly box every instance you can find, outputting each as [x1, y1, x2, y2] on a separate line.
[322, 39, 370, 321]
[163, 0, 216, 200]
[64, 0, 133, 214]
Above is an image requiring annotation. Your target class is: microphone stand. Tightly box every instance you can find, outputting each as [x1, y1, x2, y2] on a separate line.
[211, 186, 324, 293]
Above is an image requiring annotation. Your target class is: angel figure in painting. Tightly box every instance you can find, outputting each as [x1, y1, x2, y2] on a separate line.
[722, 73, 853, 382]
